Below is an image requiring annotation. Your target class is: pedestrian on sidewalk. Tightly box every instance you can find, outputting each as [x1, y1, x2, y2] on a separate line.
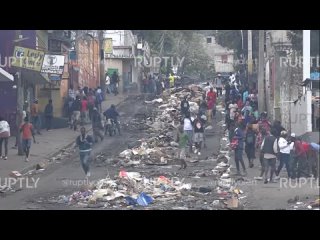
[44, 99, 53, 131]
[0, 116, 10, 160]
[176, 126, 188, 169]
[232, 123, 247, 176]
[275, 131, 291, 179]
[30, 99, 41, 135]
[260, 130, 278, 184]
[92, 107, 104, 143]
[87, 91, 96, 121]
[76, 127, 94, 177]
[95, 88, 103, 113]
[20, 117, 36, 162]
[245, 124, 256, 168]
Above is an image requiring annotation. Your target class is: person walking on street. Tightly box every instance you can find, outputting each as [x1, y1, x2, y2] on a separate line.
[183, 113, 193, 154]
[0, 116, 10, 160]
[180, 96, 190, 119]
[111, 71, 119, 95]
[245, 124, 256, 168]
[176, 126, 188, 169]
[260, 130, 278, 184]
[233, 123, 247, 176]
[20, 117, 36, 162]
[105, 73, 111, 94]
[30, 99, 41, 135]
[215, 76, 223, 97]
[193, 115, 205, 155]
[44, 99, 53, 131]
[275, 131, 291, 179]
[92, 107, 104, 143]
[81, 96, 88, 124]
[76, 127, 94, 177]
[71, 96, 81, 131]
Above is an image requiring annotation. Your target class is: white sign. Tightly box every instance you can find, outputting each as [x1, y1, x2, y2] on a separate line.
[41, 54, 65, 75]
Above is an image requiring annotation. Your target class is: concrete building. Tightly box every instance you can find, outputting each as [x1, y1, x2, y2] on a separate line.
[204, 36, 234, 74]
[104, 30, 147, 93]
[265, 30, 317, 137]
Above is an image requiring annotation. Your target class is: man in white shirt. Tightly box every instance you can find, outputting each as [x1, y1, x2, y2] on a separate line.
[275, 131, 291, 179]
[105, 73, 111, 94]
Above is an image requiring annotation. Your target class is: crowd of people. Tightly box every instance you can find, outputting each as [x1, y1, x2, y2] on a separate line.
[221, 74, 319, 183]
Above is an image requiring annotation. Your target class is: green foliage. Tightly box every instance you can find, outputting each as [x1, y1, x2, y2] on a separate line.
[134, 30, 214, 76]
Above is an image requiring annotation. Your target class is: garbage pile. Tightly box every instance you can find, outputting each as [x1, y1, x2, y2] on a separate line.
[116, 85, 207, 167]
[57, 171, 192, 209]
[287, 197, 320, 210]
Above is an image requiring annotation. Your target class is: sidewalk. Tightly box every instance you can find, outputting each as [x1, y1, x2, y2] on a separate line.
[0, 94, 127, 178]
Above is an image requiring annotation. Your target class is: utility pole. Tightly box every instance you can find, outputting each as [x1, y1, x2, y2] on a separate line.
[258, 30, 265, 113]
[247, 30, 253, 87]
[15, 30, 24, 155]
[303, 30, 312, 132]
[99, 30, 106, 100]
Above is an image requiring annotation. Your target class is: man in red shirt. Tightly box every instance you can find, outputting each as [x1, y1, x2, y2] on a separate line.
[81, 96, 89, 124]
[20, 117, 36, 162]
[206, 87, 217, 122]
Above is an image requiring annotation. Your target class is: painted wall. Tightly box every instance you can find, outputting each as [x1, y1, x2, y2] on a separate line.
[77, 39, 99, 89]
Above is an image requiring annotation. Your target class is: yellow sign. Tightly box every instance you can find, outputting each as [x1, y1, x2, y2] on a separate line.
[104, 38, 113, 54]
[11, 46, 45, 72]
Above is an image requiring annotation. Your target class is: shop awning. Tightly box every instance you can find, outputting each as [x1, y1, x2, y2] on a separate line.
[0, 67, 14, 82]
[21, 69, 50, 84]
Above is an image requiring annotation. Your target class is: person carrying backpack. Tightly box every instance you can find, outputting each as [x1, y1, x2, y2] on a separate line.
[245, 124, 256, 168]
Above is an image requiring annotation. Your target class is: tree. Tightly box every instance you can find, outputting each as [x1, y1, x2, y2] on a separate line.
[133, 30, 214, 76]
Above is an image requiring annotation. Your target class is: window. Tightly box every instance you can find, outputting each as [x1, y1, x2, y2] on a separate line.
[206, 37, 212, 44]
[221, 55, 228, 63]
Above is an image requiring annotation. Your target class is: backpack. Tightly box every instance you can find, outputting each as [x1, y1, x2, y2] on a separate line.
[246, 131, 255, 144]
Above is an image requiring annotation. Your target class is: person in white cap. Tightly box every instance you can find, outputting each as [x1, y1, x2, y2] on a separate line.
[275, 131, 291, 179]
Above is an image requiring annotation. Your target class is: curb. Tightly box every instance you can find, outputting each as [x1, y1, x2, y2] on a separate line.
[19, 97, 128, 176]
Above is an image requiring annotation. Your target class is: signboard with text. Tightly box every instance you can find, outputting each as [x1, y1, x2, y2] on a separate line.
[104, 38, 113, 54]
[11, 46, 45, 72]
[41, 54, 65, 75]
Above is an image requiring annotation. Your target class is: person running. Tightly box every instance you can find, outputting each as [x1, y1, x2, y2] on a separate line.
[20, 117, 36, 162]
[0, 116, 10, 160]
[76, 127, 94, 177]
[44, 99, 53, 131]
